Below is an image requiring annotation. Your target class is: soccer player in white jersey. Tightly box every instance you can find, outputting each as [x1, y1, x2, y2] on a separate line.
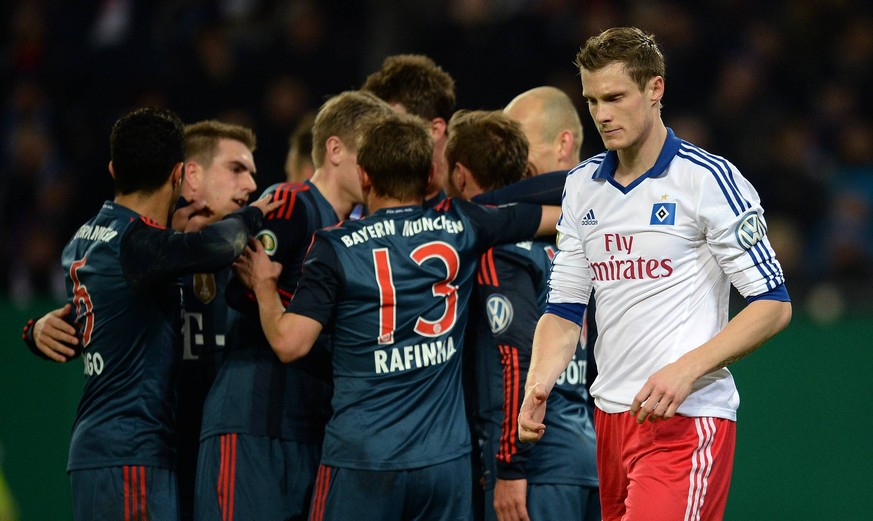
[518, 27, 792, 521]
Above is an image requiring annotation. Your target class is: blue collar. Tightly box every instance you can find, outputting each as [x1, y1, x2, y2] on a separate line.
[592, 128, 682, 192]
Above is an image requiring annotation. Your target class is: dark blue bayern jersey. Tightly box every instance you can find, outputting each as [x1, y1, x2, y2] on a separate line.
[200, 181, 337, 442]
[63, 201, 261, 471]
[474, 240, 598, 488]
[286, 199, 541, 470]
[176, 265, 233, 518]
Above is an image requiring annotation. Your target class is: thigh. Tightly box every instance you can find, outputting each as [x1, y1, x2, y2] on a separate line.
[195, 433, 320, 521]
[71, 466, 178, 521]
[624, 416, 736, 521]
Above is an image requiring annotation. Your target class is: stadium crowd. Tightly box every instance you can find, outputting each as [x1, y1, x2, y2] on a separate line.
[2, 1, 871, 315]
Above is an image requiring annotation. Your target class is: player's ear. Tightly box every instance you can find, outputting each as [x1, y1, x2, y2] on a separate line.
[171, 162, 184, 189]
[325, 136, 343, 167]
[358, 164, 372, 192]
[649, 75, 665, 107]
[557, 129, 575, 165]
[431, 117, 447, 141]
[108, 161, 116, 179]
[184, 161, 200, 186]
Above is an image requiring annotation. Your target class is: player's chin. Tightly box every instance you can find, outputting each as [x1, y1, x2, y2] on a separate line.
[601, 136, 623, 150]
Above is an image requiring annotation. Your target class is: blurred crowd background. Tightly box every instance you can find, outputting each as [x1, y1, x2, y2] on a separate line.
[1, 0, 871, 320]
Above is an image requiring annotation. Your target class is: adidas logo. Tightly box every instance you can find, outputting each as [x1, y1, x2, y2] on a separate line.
[581, 209, 598, 225]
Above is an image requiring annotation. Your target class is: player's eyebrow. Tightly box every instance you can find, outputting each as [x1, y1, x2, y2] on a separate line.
[228, 159, 257, 176]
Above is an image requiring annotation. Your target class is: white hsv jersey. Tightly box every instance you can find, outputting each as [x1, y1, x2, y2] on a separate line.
[550, 129, 785, 420]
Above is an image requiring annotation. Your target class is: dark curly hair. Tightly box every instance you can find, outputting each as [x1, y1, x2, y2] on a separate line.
[110, 107, 185, 195]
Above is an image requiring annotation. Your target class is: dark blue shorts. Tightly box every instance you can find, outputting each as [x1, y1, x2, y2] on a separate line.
[70, 465, 178, 521]
[309, 454, 472, 521]
[195, 433, 321, 521]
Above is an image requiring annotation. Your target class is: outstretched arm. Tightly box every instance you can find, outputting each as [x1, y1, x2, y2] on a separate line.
[472, 171, 566, 206]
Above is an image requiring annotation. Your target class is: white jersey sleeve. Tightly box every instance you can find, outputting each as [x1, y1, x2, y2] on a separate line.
[547, 169, 594, 306]
[692, 149, 786, 299]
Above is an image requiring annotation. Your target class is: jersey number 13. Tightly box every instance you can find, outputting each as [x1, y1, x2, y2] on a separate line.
[372, 241, 460, 345]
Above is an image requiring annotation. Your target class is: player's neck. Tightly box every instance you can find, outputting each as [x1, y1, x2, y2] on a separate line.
[310, 168, 357, 220]
[114, 188, 172, 227]
[614, 122, 667, 186]
[367, 194, 423, 214]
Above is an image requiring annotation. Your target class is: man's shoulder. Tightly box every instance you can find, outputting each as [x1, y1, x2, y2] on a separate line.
[570, 152, 608, 175]
[672, 140, 739, 177]
[262, 182, 337, 230]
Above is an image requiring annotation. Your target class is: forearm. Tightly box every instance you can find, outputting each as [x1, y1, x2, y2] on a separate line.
[124, 212, 258, 288]
[22, 317, 54, 361]
[678, 299, 792, 379]
[535, 205, 561, 237]
[526, 313, 581, 393]
[252, 278, 323, 363]
[251, 278, 295, 362]
[473, 171, 565, 206]
[22, 305, 79, 362]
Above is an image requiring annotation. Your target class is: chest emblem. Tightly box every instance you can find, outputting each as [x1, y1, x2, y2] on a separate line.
[650, 202, 676, 225]
[194, 273, 217, 304]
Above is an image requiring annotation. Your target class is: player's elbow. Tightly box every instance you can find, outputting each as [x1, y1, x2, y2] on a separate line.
[756, 299, 792, 340]
[271, 339, 306, 364]
[774, 300, 792, 333]
[268, 313, 320, 364]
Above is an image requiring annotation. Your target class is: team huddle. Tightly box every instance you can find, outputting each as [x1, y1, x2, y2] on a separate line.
[22, 27, 790, 521]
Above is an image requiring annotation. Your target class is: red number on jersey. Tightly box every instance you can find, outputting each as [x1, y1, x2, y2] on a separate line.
[411, 241, 460, 337]
[70, 257, 95, 346]
[372, 241, 460, 344]
[372, 248, 396, 345]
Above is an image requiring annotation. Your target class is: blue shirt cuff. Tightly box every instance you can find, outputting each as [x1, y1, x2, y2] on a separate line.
[746, 283, 790, 303]
[545, 302, 587, 326]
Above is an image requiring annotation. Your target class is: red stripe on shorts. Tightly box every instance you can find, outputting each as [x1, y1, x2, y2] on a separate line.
[310, 464, 332, 521]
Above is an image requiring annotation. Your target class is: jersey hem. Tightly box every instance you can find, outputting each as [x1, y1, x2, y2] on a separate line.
[320, 447, 470, 471]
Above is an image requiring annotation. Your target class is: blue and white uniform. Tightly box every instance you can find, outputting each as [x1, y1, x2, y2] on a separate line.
[548, 128, 788, 418]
